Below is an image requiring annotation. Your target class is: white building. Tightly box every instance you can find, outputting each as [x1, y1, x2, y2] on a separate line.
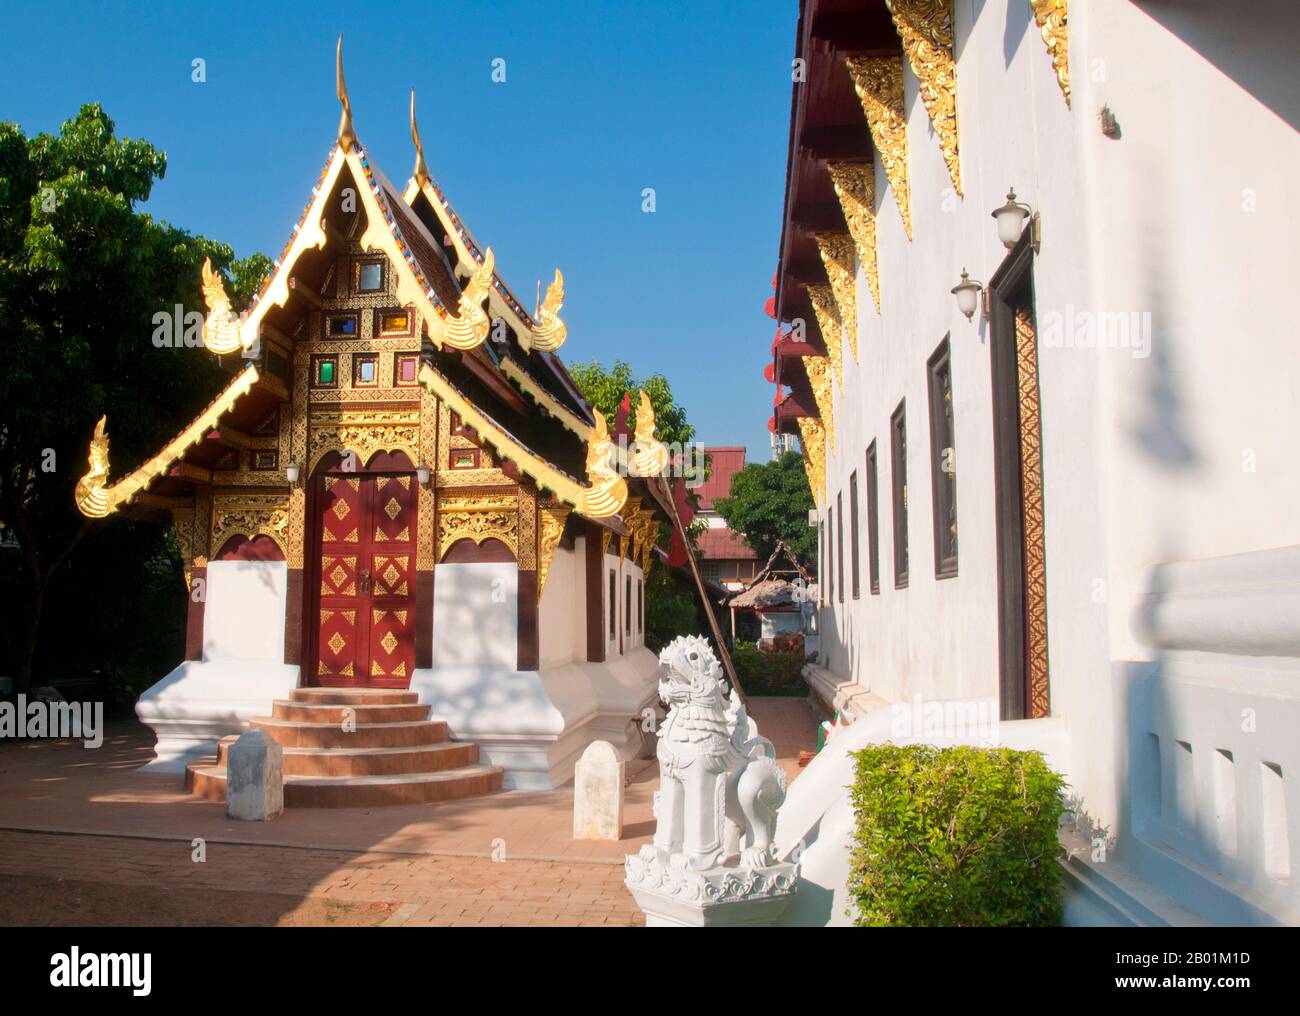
[768, 0, 1300, 925]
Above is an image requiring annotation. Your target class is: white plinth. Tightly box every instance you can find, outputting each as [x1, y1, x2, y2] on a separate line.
[624, 854, 800, 927]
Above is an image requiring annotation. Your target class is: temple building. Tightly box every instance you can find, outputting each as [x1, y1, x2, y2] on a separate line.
[769, 1, 1300, 924]
[74, 42, 674, 801]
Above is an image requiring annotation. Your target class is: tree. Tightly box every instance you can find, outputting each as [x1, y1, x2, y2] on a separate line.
[713, 450, 817, 566]
[0, 104, 269, 692]
[569, 358, 708, 648]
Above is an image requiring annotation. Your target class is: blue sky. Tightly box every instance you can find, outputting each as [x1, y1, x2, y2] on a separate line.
[1, 0, 794, 460]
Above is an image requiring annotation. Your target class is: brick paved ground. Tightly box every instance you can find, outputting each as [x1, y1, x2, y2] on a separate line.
[0, 697, 818, 926]
[0, 829, 644, 927]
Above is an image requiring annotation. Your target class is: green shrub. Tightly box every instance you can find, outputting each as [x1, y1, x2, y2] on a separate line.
[731, 645, 807, 696]
[848, 744, 1066, 926]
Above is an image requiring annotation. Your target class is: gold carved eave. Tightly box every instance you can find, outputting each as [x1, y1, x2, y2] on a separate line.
[827, 162, 880, 316]
[806, 285, 844, 390]
[1029, 0, 1070, 109]
[796, 417, 828, 505]
[537, 506, 570, 603]
[210, 493, 291, 557]
[437, 492, 519, 561]
[307, 408, 421, 477]
[75, 366, 261, 519]
[845, 56, 912, 239]
[887, 0, 962, 195]
[812, 233, 858, 364]
[802, 354, 836, 454]
[418, 363, 625, 519]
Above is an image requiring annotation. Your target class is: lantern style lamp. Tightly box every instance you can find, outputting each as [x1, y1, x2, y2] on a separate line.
[285, 462, 301, 485]
[992, 188, 1040, 251]
[416, 464, 431, 486]
[950, 269, 984, 322]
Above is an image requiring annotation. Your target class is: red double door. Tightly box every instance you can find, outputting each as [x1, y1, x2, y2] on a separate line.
[312, 472, 418, 687]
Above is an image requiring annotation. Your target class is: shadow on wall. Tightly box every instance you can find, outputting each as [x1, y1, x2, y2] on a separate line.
[1135, 0, 1300, 133]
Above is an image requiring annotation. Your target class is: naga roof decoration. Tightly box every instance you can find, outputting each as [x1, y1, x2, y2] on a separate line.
[631, 391, 670, 479]
[500, 357, 593, 439]
[417, 364, 628, 520]
[75, 40, 624, 532]
[74, 366, 262, 519]
[403, 94, 566, 355]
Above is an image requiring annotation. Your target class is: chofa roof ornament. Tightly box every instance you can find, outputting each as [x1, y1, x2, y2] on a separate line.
[530, 269, 568, 352]
[336, 33, 356, 153]
[409, 87, 430, 190]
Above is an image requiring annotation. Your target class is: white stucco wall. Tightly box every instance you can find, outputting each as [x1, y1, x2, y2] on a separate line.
[807, 0, 1300, 841]
[432, 561, 517, 668]
[202, 560, 288, 662]
[539, 543, 580, 669]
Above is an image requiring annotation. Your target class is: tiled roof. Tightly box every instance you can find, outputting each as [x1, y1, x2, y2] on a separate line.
[697, 526, 757, 560]
[698, 446, 747, 509]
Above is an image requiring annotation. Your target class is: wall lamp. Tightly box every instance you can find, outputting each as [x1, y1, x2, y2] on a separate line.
[950, 269, 986, 322]
[992, 187, 1041, 252]
[416, 464, 431, 486]
[285, 462, 301, 485]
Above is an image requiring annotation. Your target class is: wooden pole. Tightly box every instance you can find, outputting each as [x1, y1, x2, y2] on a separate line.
[655, 475, 747, 706]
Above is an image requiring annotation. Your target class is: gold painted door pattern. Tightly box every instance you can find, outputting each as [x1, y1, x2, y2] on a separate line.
[315, 473, 417, 687]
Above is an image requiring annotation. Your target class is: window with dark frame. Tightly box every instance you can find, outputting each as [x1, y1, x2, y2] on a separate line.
[866, 441, 881, 595]
[891, 401, 909, 588]
[608, 570, 617, 640]
[826, 505, 834, 602]
[849, 471, 861, 599]
[819, 520, 826, 604]
[928, 337, 959, 578]
[625, 575, 632, 636]
[637, 579, 643, 634]
[836, 491, 845, 603]
[356, 260, 384, 293]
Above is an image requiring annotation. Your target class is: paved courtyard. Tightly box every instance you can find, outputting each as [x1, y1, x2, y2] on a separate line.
[0, 696, 818, 926]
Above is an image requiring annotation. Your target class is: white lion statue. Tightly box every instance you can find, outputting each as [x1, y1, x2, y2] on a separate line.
[642, 634, 788, 872]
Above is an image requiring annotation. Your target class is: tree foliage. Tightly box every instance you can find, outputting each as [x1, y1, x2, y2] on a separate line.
[0, 104, 268, 690]
[567, 358, 695, 450]
[713, 450, 816, 566]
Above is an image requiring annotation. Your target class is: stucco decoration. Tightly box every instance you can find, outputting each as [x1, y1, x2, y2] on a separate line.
[797, 416, 827, 505]
[845, 55, 911, 239]
[813, 233, 858, 363]
[806, 284, 844, 391]
[828, 161, 880, 316]
[1029, 0, 1070, 109]
[887, 0, 962, 196]
[624, 636, 798, 926]
[802, 355, 836, 455]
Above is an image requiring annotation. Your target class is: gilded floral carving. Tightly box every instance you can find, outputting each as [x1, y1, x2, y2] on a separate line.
[827, 162, 879, 316]
[806, 285, 844, 391]
[812, 233, 858, 364]
[887, 0, 962, 195]
[802, 355, 836, 454]
[845, 55, 911, 239]
[537, 506, 570, 603]
[1029, 0, 1070, 109]
[211, 494, 291, 557]
[797, 417, 827, 505]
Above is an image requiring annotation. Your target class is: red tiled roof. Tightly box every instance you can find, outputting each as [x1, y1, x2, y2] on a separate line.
[697, 526, 757, 560]
[698, 446, 747, 509]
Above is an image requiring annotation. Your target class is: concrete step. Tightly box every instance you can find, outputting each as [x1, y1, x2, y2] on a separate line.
[215, 736, 479, 777]
[186, 762, 504, 808]
[270, 700, 431, 724]
[248, 717, 448, 749]
[290, 687, 420, 706]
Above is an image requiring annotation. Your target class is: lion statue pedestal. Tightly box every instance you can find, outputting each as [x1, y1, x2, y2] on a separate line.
[624, 635, 799, 927]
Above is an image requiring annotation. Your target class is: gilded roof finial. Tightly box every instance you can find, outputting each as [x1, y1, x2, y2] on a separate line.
[336, 33, 356, 152]
[531, 269, 567, 351]
[410, 88, 430, 188]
